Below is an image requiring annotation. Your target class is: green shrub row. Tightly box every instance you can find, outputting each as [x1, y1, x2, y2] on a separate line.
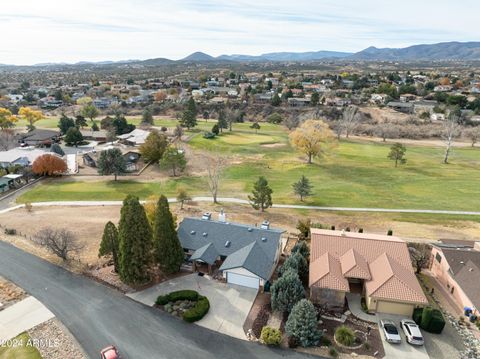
[155, 290, 199, 306]
[413, 307, 446, 334]
[182, 296, 210, 323]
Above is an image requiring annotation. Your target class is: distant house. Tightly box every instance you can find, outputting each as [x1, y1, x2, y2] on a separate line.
[0, 148, 49, 169]
[117, 129, 150, 146]
[370, 93, 388, 105]
[82, 149, 141, 172]
[288, 97, 311, 107]
[434, 85, 453, 92]
[18, 129, 60, 147]
[387, 101, 414, 113]
[430, 240, 480, 315]
[178, 212, 285, 289]
[80, 129, 108, 143]
[400, 94, 417, 103]
[309, 229, 428, 315]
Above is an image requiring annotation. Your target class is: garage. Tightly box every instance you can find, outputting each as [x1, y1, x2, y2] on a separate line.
[226, 272, 260, 289]
[376, 300, 415, 316]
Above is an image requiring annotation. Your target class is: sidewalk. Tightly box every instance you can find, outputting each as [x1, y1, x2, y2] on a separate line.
[0, 296, 54, 341]
[345, 292, 377, 323]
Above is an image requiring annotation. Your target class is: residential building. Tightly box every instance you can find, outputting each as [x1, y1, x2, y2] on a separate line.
[309, 229, 428, 315]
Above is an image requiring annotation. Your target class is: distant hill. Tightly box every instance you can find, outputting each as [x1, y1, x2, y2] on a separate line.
[218, 50, 351, 62]
[181, 52, 216, 62]
[351, 41, 480, 61]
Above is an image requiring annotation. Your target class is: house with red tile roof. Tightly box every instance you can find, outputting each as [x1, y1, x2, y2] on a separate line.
[309, 229, 428, 316]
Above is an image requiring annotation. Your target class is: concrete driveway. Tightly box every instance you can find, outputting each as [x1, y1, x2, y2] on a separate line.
[128, 273, 258, 340]
[377, 313, 430, 359]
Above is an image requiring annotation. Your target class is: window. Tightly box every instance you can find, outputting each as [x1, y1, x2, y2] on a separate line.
[435, 253, 442, 263]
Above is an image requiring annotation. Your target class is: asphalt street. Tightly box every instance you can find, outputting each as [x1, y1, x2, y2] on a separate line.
[0, 241, 317, 359]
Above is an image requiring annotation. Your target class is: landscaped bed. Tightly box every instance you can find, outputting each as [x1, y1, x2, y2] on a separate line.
[155, 290, 210, 323]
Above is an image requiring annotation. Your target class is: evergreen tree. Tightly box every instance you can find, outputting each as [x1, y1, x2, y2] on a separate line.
[98, 221, 119, 272]
[91, 122, 100, 131]
[118, 195, 153, 284]
[50, 143, 65, 157]
[211, 123, 220, 135]
[278, 252, 308, 282]
[311, 92, 320, 106]
[271, 269, 305, 313]
[271, 93, 281, 106]
[153, 195, 184, 274]
[292, 175, 313, 201]
[250, 122, 261, 134]
[75, 115, 88, 129]
[285, 299, 321, 347]
[139, 131, 168, 163]
[141, 106, 154, 125]
[217, 110, 228, 132]
[97, 148, 126, 181]
[388, 142, 407, 167]
[180, 98, 197, 129]
[291, 240, 310, 262]
[65, 127, 84, 147]
[57, 113, 75, 134]
[248, 176, 273, 212]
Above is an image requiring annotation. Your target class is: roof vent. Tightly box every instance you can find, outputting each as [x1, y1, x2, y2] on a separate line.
[202, 212, 212, 220]
[260, 220, 270, 230]
[460, 261, 465, 264]
[261, 237, 267, 242]
[218, 208, 226, 223]
[469, 268, 474, 272]
[341, 230, 346, 236]
[225, 241, 231, 248]
[248, 227, 253, 232]
[190, 230, 196, 235]
[202, 232, 208, 237]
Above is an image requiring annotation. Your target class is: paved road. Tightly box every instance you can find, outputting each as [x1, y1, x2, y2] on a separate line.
[0, 241, 314, 359]
[2, 196, 480, 216]
[0, 178, 43, 211]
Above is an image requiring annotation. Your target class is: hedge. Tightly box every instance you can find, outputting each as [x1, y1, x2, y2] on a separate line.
[155, 290, 199, 306]
[416, 307, 446, 334]
[182, 296, 210, 323]
[412, 307, 423, 325]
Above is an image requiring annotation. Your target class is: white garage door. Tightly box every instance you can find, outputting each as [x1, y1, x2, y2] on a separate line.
[227, 272, 260, 289]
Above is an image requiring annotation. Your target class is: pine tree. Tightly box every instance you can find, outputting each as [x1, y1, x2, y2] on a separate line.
[97, 148, 126, 181]
[388, 142, 407, 167]
[180, 98, 197, 129]
[278, 252, 308, 282]
[98, 221, 119, 272]
[292, 175, 313, 201]
[285, 299, 321, 347]
[217, 110, 228, 132]
[57, 113, 75, 134]
[271, 93, 281, 106]
[153, 195, 184, 274]
[248, 176, 273, 212]
[271, 269, 305, 313]
[118, 195, 153, 284]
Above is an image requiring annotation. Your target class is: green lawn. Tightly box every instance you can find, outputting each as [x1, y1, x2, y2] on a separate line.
[17, 121, 480, 212]
[0, 332, 42, 359]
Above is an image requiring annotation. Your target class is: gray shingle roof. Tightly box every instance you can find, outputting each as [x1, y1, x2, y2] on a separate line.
[190, 243, 219, 265]
[219, 242, 273, 280]
[178, 217, 284, 280]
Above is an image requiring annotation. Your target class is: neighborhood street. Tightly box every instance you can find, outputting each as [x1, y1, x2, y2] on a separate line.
[0, 241, 316, 359]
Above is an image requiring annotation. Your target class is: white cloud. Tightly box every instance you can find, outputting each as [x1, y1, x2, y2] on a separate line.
[1, 0, 478, 64]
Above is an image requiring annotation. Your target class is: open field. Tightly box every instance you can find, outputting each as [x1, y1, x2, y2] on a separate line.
[18, 119, 480, 213]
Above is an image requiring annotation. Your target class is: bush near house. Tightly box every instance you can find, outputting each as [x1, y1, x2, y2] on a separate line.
[335, 325, 356, 346]
[414, 307, 446, 334]
[183, 296, 210, 323]
[155, 290, 210, 323]
[260, 326, 282, 346]
[155, 290, 199, 305]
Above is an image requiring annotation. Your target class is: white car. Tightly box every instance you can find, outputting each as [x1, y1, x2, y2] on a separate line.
[401, 319, 424, 346]
[380, 319, 402, 344]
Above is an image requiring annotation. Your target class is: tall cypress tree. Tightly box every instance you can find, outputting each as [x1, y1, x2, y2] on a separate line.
[98, 221, 120, 273]
[118, 195, 153, 284]
[153, 195, 184, 273]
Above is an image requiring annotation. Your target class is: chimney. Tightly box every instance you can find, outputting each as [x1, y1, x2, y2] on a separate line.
[474, 242, 480, 252]
[202, 212, 212, 220]
[341, 229, 346, 236]
[261, 220, 270, 230]
[218, 208, 226, 223]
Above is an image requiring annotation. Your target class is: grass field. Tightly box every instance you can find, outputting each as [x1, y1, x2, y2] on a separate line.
[0, 332, 42, 359]
[18, 119, 480, 213]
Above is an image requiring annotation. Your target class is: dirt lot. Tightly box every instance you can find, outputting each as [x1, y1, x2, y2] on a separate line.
[0, 276, 27, 309]
[0, 203, 479, 268]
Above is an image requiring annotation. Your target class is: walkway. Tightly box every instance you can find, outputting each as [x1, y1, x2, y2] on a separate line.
[2, 197, 480, 216]
[0, 296, 54, 341]
[345, 293, 377, 323]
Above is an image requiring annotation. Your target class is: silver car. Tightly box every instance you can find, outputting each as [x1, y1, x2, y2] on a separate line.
[380, 319, 402, 344]
[401, 319, 424, 346]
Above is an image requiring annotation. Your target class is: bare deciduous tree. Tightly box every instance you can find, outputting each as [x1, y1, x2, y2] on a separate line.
[443, 113, 461, 164]
[206, 155, 225, 204]
[340, 105, 359, 138]
[462, 127, 480, 147]
[0, 129, 15, 151]
[34, 228, 84, 261]
[408, 243, 431, 274]
[374, 122, 399, 142]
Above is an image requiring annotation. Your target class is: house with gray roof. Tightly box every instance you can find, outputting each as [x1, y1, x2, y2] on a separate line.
[178, 212, 285, 289]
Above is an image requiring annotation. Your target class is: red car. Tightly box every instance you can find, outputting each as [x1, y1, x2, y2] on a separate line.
[100, 345, 120, 359]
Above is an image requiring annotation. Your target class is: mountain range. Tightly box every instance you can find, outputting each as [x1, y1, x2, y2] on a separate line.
[3, 41, 480, 68]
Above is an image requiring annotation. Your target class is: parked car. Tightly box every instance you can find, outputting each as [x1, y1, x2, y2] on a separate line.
[380, 319, 402, 343]
[401, 319, 424, 346]
[100, 345, 120, 359]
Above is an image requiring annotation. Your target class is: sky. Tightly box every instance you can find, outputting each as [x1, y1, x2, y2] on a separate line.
[1, 0, 479, 65]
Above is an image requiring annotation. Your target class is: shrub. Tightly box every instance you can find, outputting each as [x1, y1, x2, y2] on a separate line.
[335, 325, 355, 347]
[287, 335, 298, 348]
[260, 326, 282, 346]
[420, 307, 445, 334]
[360, 297, 368, 313]
[155, 295, 170, 306]
[320, 336, 332, 347]
[203, 132, 216, 139]
[412, 307, 423, 325]
[183, 296, 210, 323]
[387, 229, 393, 236]
[25, 202, 33, 212]
[329, 347, 338, 358]
[364, 342, 371, 350]
[4, 228, 16, 235]
[156, 290, 199, 305]
[358, 228, 364, 233]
